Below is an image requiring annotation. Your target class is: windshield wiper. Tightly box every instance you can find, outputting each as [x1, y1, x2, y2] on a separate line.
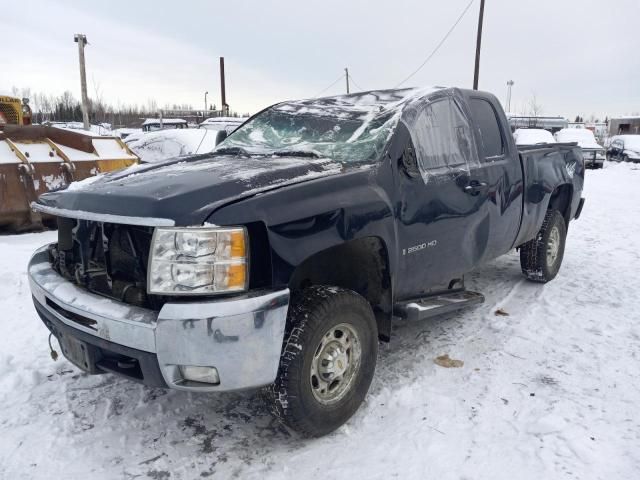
[212, 146, 251, 156]
[272, 150, 320, 158]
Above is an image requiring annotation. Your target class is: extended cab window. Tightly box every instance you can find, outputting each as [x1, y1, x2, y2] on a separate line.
[469, 98, 504, 160]
[410, 97, 474, 171]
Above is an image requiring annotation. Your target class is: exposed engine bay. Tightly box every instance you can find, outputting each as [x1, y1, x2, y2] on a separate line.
[48, 218, 160, 309]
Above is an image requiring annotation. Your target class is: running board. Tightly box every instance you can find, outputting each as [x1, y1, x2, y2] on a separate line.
[394, 290, 485, 321]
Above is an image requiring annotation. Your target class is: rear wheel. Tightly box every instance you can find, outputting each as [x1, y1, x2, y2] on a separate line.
[266, 286, 378, 437]
[520, 209, 567, 283]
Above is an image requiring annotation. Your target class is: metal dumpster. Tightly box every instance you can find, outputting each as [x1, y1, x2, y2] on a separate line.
[0, 125, 138, 231]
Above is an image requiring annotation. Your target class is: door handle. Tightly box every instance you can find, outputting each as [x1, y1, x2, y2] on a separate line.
[463, 181, 488, 196]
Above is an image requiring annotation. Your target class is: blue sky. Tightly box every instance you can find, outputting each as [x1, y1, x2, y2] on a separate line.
[4, 0, 639, 118]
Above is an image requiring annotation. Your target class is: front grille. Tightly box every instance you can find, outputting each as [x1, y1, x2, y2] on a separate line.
[0, 102, 19, 124]
[50, 218, 158, 309]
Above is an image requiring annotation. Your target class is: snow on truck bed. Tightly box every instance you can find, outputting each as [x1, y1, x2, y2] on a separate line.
[1, 164, 640, 479]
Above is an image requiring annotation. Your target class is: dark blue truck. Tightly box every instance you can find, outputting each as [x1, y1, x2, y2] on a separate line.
[28, 86, 585, 436]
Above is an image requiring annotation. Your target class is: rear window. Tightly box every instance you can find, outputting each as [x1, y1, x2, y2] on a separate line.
[469, 98, 504, 159]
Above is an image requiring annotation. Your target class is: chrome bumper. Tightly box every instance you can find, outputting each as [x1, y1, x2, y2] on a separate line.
[28, 245, 289, 392]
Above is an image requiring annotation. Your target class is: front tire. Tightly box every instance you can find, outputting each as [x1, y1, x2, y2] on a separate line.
[520, 209, 567, 283]
[266, 286, 378, 437]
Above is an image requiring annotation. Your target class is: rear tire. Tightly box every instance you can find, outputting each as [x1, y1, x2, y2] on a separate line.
[520, 209, 567, 283]
[265, 286, 378, 437]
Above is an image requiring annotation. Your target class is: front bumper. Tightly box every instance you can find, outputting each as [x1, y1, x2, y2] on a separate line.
[28, 245, 289, 392]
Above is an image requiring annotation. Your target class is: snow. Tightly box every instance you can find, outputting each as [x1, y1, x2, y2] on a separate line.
[555, 128, 603, 150]
[610, 134, 640, 151]
[92, 138, 138, 160]
[65, 173, 105, 191]
[0, 140, 19, 164]
[112, 127, 142, 139]
[200, 117, 248, 131]
[142, 118, 188, 126]
[6, 141, 57, 163]
[48, 122, 113, 136]
[513, 128, 556, 145]
[1, 163, 640, 479]
[127, 129, 219, 163]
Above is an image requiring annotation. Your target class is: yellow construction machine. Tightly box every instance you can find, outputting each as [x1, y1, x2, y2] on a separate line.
[0, 95, 139, 231]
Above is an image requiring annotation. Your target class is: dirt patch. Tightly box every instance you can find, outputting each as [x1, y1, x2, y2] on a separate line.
[434, 354, 464, 368]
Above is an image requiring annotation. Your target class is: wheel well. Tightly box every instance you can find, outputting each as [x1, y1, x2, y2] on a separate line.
[548, 184, 573, 226]
[288, 236, 393, 341]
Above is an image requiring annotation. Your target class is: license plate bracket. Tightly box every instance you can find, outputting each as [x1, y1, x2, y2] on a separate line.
[58, 334, 94, 372]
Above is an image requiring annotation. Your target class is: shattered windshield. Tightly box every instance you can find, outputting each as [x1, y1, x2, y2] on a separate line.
[216, 91, 411, 162]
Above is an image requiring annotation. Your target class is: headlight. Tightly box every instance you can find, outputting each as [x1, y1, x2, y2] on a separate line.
[148, 227, 248, 295]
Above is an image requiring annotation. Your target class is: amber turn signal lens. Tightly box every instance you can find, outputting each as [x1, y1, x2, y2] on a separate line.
[230, 230, 246, 258]
[226, 263, 247, 289]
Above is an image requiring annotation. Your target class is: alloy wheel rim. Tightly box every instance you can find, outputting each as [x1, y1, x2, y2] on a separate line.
[310, 323, 362, 405]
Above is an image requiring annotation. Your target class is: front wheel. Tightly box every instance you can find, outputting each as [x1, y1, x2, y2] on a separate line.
[520, 209, 567, 283]
[266, 286, 378, 437]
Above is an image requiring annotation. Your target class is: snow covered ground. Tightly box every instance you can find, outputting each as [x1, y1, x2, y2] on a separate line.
[1, 163, 639, 480]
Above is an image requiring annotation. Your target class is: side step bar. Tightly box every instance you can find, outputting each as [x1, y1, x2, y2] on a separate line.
[394, 290, 485, 321]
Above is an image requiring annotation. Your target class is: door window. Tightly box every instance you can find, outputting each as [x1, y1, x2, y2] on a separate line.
[405, 97, 477, 178]
[469, 98, 505, 160]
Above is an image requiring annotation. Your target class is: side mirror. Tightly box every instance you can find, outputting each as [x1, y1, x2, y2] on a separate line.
[400, 141, 420, 178]
[215, 129, 228, 145]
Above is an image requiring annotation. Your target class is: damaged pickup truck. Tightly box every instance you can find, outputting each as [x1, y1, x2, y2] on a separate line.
[28, 86, 585, 437]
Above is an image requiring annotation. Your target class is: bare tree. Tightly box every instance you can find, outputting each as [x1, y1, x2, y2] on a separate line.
[528, 93, 543, 117]
[91, 78, 107, 123]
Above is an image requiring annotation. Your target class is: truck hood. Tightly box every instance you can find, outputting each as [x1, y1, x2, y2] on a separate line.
[36, 154, 344, 226]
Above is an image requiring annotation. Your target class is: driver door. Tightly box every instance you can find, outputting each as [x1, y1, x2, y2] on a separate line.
[394, 95, 490, 300]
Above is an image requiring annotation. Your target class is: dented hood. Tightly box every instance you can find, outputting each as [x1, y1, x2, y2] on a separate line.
[35, 154, 344, 226]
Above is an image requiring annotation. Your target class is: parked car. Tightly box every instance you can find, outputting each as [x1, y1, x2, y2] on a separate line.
[28, 87, 584, 437]
[198, 116, 248, 134]
[513, 128, 556, 145]
[127, 128, 228, 163]
[606, 135, 640, 163]
[555, 128, 605, 168]
[113, 127, 142, 140]
[141, 118, 188, 132]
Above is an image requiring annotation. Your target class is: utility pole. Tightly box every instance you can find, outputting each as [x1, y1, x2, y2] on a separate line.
[472, 0, 485, 90]
[74, 34, 90, 130]
[506, 80, 514, 112]
[204, 91, 208, 118]
[345, 67, 350, 94]
[219, 57, 228, 116]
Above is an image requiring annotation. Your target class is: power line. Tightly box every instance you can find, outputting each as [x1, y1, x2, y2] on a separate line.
[349, 75, 365, 92]
[394, 0, 476, 88]
[312, 73, 346, 98]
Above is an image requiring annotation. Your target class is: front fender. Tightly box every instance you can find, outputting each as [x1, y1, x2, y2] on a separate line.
[206, 164, 398, 289]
